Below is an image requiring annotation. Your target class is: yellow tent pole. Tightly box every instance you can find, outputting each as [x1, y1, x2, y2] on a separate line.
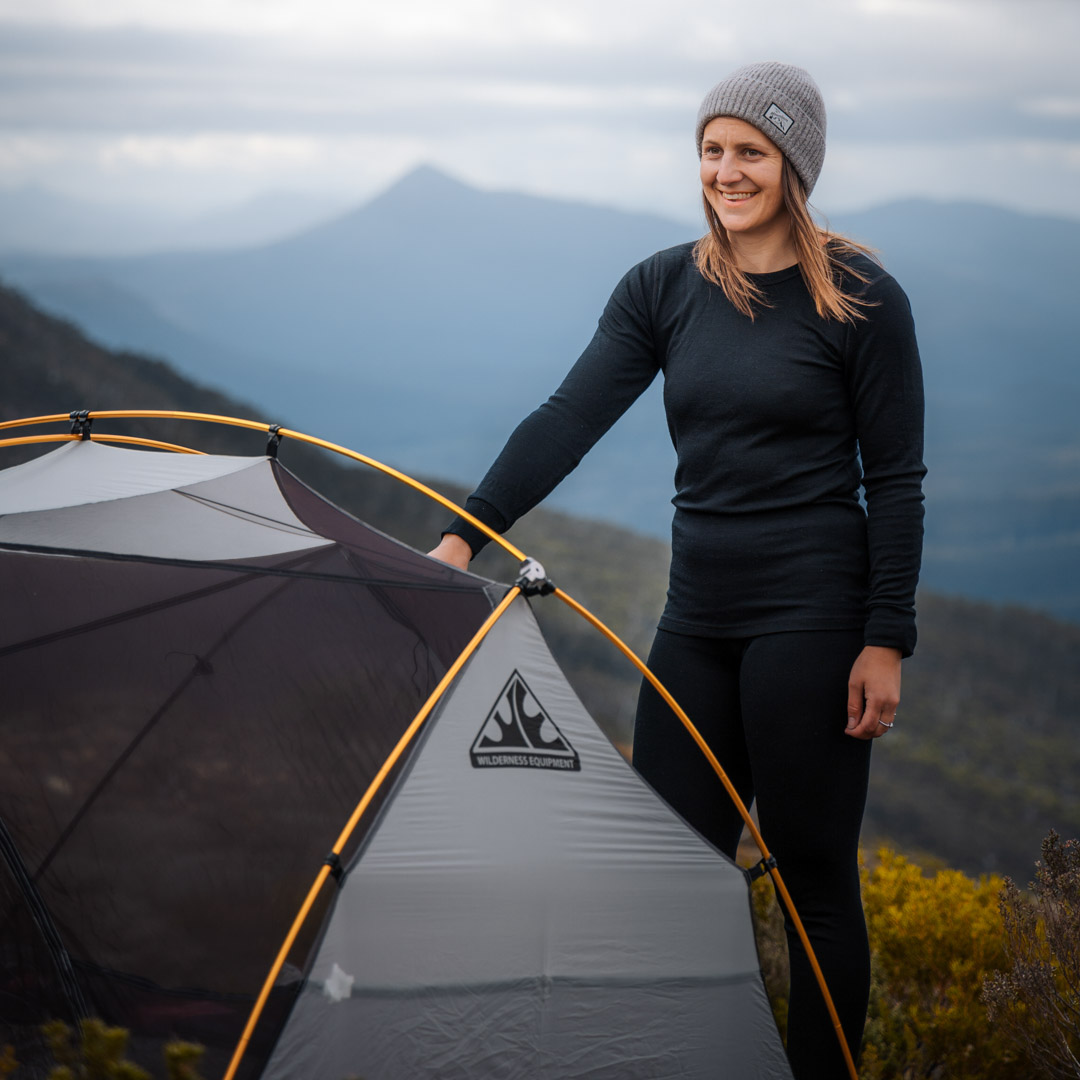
[0, 411, 526, 562]
[0, 433, 204, 454]
[90, 434, 205, 453]
[267, 426, 529, 563]
[553, 587, 858, 1080]
[0, 413, 73, 431]
[0, 410, 858, 1077]
[220, 585, 522, 1080]
[0, 409, 271, 434]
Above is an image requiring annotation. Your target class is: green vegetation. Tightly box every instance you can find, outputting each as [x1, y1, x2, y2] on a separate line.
[866, 592, 1080, 879]
[0, 1020, 204, 1080]
[751, 873, 790, 1043]
[751, 833, 1080, 1077]
[984, 830, 1080, 1078]
[160, 1042, 207, 1080]
[858, 851, 1026, 1078]
[41, 1018, 150, 1080]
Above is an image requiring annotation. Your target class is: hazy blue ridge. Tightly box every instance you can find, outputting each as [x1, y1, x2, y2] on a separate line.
[0, 184, 351, 256]
[1, 167, 1077, 621]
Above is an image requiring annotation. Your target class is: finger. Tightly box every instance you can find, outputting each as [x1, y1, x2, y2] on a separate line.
[855, 696, 888, 739]
[867, 704, 899, 739]
[876, 708, 898, 737]
[846, 681, 864, 734]
[849, 719, 879, 740]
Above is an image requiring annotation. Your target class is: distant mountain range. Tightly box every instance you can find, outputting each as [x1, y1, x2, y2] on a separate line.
[2, 167, 1077, 621]
[2, 281, 1077, 880]
[0, 184, 350, 256]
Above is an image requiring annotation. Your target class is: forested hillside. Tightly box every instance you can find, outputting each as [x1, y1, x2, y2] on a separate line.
[2, 280, 1076, 880]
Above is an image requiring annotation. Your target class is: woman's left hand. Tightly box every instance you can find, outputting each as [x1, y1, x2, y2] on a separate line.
[845, 645, 902, 740]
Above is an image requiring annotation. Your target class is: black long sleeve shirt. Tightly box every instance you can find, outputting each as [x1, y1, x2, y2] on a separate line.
[448, 243, 926, 656]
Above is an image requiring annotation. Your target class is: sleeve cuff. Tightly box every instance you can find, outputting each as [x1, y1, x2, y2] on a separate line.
[864, 606, 917, 659]
[443, 498, 509, 558]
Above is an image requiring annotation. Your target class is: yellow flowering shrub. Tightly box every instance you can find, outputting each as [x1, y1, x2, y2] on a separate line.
[751, 872, 790, 1041]
[0, 1022, 207, 1080]
[750, 848, 1036, 1077]
[859, 849, 1030, 1079]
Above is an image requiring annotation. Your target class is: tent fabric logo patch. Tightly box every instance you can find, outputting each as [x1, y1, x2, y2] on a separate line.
[470, 671, 580, 771]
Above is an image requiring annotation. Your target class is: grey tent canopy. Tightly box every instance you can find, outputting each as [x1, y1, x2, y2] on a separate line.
[0, 437, 793, 1079]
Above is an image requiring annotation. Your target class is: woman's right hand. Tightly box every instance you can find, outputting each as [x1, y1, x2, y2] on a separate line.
[426, 533, 472, 571]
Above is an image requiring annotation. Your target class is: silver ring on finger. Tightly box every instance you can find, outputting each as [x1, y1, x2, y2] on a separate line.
[877, 718, 894, 729]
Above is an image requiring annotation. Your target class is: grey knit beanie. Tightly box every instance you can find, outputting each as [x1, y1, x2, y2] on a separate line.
[695, 61, 826, 195]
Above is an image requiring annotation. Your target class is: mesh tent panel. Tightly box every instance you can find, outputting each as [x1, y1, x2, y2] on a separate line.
[0, 457, 495, 1078]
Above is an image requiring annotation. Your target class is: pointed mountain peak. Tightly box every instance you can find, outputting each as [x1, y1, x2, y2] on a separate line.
[366, 165, 479, 211]
[394, 164, 473, 190]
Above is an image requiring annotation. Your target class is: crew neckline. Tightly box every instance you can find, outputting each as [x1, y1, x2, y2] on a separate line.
[744, 263, 802, 284]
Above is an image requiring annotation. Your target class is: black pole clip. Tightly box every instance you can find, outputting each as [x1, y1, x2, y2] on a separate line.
[266, 424, 282, 458]
[515, 557, 555, 597]
[745, 854, 778, 883]
[323, 851, 343, 885]
[69, 410, 92, 440]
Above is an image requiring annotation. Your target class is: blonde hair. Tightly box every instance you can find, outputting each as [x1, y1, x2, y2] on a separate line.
[692, 157, 878, 323]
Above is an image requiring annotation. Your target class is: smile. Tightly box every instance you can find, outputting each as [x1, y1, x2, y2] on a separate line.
[720, 192, 758, 202]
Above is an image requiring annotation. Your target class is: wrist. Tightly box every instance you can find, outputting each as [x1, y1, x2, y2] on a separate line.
[439, 532, 473, 562]
[863, 644, 902, 659]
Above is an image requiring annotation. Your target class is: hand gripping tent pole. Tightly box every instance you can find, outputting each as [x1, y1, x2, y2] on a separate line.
[0, 410, 860, 1080]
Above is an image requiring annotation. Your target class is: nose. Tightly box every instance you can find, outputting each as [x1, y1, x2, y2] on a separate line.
[714, 152, 743, 187]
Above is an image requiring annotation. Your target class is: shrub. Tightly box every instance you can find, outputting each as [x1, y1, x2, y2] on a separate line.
[41, 1018, 150, 1080]
[0, 1021, 207, 1080]
[162, 1041, 207, 1080]
[750, 847, 1034, 1076]
[983, 830, 1080, 1078]
[751, 873, 789, 1041]
[859, 848, 1030, 1079]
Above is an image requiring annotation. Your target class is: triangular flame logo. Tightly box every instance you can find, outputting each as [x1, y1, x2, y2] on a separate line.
[470, 670, 580, 771]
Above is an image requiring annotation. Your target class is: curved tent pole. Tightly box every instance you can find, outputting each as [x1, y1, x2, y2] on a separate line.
[0, 433, 205, 454]
[0, 411, 527, 561]
[554, 590, 859, 1080]
[1, 411, 858, 1080]
[220, 585, 523, 1080]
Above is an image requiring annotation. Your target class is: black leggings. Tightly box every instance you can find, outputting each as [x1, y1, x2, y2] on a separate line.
[632, 628, 871, 1080]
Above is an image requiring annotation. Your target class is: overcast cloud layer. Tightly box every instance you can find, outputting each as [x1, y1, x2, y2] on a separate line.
[1, 0, 1077, 221]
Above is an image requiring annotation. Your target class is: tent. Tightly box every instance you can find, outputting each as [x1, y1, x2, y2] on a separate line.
[0, 416, 808, 1079]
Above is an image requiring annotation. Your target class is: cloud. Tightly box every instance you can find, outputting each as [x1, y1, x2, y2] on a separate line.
[0, 0, 1077, 218]
[97, 134, 321, 171]
[1023, 97, 1080, 118]
[817, 137, 1080, 220]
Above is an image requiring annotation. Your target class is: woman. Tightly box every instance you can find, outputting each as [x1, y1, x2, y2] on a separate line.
[429, 61, 925, 1079]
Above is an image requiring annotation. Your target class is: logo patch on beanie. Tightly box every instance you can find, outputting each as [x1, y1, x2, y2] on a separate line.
[763, 103, 794, 135]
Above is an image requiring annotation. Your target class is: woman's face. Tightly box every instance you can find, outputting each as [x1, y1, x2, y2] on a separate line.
[700, 116, 788, 239]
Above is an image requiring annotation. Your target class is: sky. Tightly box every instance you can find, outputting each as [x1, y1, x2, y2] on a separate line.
[1, 0, 1078, 224]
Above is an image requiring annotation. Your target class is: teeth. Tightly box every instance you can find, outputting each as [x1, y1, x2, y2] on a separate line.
[721, 192, 756, 200]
